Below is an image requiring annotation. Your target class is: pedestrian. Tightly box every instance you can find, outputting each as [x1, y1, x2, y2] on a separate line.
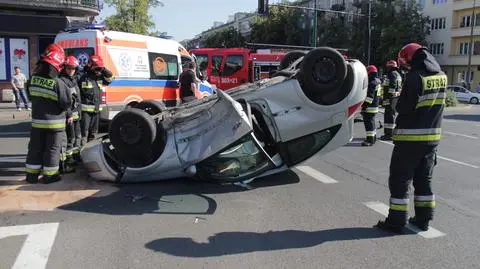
[59, 56, 81, 173]
[11, 66, 31, 111]
[361, 65, 381, 146]
[380, 60, 403, 141]
[179, 61, 198, 104]
[78, 55, 113, 146]
[25, 44, 71, 184]
[375, 43, 446, 233]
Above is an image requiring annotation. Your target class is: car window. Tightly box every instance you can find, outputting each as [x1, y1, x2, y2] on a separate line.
[148, 52, 179, 80]
[195, 54, 208, 74]
[211, 55, 223, 76]
[222, 55, 244, 76]
[196, 134, 274, 182]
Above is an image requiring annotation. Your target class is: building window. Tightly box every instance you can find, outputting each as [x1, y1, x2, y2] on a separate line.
[429, 43, 444, 55]
[430, 17, 446, 30]
[432, 0, 447, 4]
[461, 16, 471, 28]
[459, 42, 471, 55]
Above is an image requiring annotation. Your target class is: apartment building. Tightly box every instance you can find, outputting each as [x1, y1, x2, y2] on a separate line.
[424, 0, 480, 88]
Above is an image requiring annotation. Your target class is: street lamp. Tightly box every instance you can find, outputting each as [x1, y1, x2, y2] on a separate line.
[467, 0, 476, 90]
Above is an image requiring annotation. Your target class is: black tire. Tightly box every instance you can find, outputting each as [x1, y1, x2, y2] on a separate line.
[135, 100, 166, 115]
[279, 51, 307, 70]
[109, 108, 157, 158]
[470, 97, 479, 104]
[299, 47, 347, 93]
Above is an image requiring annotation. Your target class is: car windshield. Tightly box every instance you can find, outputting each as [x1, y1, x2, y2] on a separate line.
[196, 134, 273, 182]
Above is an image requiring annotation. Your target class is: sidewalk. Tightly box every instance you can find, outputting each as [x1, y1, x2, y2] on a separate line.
[0, 102, 32, 122]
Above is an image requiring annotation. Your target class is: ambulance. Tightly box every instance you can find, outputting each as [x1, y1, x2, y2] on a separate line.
[54, 24, 213, 122]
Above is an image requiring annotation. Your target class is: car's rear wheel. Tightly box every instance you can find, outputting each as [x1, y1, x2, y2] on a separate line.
[109, 108, 157, 166]
[470, 97, 479, 104]
[299, 47, 347, 95]
[135, 100, 166, 115]
[280, 51, 307, 70]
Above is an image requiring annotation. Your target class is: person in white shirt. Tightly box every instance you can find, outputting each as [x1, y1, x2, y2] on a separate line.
[11, 66, 30, 111]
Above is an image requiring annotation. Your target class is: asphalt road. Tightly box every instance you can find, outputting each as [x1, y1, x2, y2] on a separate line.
[0, 103, 479, 269]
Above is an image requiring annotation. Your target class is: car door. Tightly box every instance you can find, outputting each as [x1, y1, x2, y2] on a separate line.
[218, 54, 248, 89]
[209, 55, 224, 90]
[456, 87, 469, 102]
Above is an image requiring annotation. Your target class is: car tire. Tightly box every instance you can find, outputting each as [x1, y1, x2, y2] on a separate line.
[280, 51, 307, 70]
[135, 100, 166, 115]
[109, 108, 157, 159]
[470, 97, 479, 104]
[299, 47, 347, 94]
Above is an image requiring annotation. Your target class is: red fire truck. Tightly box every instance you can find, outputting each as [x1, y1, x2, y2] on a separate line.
[190, 43, 348, 90]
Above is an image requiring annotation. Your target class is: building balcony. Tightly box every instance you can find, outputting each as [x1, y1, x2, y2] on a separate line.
[451, 25, 480, 37]
[452, 0, 480, 10]
[447, 54, 480, 65]
[0, 0, 101, 17]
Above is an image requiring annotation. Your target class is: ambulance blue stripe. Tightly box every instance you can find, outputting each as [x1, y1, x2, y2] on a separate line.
[109, 80, 179, 88]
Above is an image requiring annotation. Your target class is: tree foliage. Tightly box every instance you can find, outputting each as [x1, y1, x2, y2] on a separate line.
[103, 0, 163, 35]
[200, 27, 246, 48]
[249, 5, 304, 45]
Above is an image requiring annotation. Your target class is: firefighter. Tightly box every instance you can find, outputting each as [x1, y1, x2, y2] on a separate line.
[78, 55, 113, 146]
[361, 65, 381, 146]
[25, 44, 71, 184]
[375, 43, 445, 233]
[59, 56, 81, 173]
[381, 60, 403, 140]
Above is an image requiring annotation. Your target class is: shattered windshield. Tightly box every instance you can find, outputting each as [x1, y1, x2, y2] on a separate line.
[196, 134, 273, 182]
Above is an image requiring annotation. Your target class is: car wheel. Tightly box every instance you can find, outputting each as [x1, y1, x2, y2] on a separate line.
[135, 100, 166, 115]
[470, 97, 479, 104]
[279, 51, 307, 70]
[109, 108, 157, 161]
[299, 47, 347, 94]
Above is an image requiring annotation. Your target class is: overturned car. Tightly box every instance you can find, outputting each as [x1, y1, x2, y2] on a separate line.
[81, 47, 367, 183]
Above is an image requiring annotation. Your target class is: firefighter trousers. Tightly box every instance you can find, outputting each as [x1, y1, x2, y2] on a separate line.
[383, 97, 398, 136]
[66, 119, 81, 155]
[362, 112, 376, 143]
[387, 144, 437, 226]
[81, 111, 99, 146]
[26, 128, 65, 178]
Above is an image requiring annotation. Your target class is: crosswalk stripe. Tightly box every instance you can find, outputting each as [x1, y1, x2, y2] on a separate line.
[364, 201, 446, 239]
[296, 166, 338, 184]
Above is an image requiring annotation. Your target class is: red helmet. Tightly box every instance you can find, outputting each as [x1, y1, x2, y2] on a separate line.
[398, 43, 427, 67]
[41, 44, 65, 72]
[366, 65, 378, 74]
[64, 56, 79, 68]
[88, 55, 105, 69]
[386, 60, 398, 69]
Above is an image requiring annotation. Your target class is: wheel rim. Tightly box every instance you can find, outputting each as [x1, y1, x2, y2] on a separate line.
[312, 57, 336, 83]
[119, 122, 142, 145]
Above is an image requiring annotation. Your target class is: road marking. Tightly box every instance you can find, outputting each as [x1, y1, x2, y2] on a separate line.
[378, 141, 479, 169]
[0, 223, 59, 269]
[296, 166, 338, 183]
[364, 201, 446, 239]
[444, 131, 478, 139]
[0, 132, 30, 136]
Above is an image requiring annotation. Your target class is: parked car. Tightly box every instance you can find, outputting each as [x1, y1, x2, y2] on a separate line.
[80, 47, 368, 183]
[447, 85, 480, 104]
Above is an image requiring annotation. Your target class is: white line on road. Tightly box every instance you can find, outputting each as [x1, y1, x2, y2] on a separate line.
[378, 140, 479, 169]
[443, 131, 478, 139]
[0, 223, 59, 269]
[296, 166, 338, 184]
[364, 201, 446, 239]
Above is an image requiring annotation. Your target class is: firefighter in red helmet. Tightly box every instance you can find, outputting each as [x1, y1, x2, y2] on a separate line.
[380, 59, 402, 140]
[59, 56, 82, 173]
[78, 55, 113, 146]
[375, 43, 445, 233]
[361, 65, 382, 146]
[25, 44, 72, 184]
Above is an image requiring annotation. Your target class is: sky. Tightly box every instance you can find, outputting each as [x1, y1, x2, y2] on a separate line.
[98, 0, 261, 41]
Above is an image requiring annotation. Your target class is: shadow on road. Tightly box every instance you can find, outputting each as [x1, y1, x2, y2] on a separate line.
[0, 154, 26, 182]
[444, 114, 480, 122]
[145, 227, 397, 257]
[0, 121, 31, 137]
[55, 169, 300, 216]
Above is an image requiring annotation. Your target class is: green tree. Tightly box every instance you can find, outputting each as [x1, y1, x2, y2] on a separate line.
[103, 0, 163, 35]
[249, 5, 304, 45]
[200, 27, 245, 48]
